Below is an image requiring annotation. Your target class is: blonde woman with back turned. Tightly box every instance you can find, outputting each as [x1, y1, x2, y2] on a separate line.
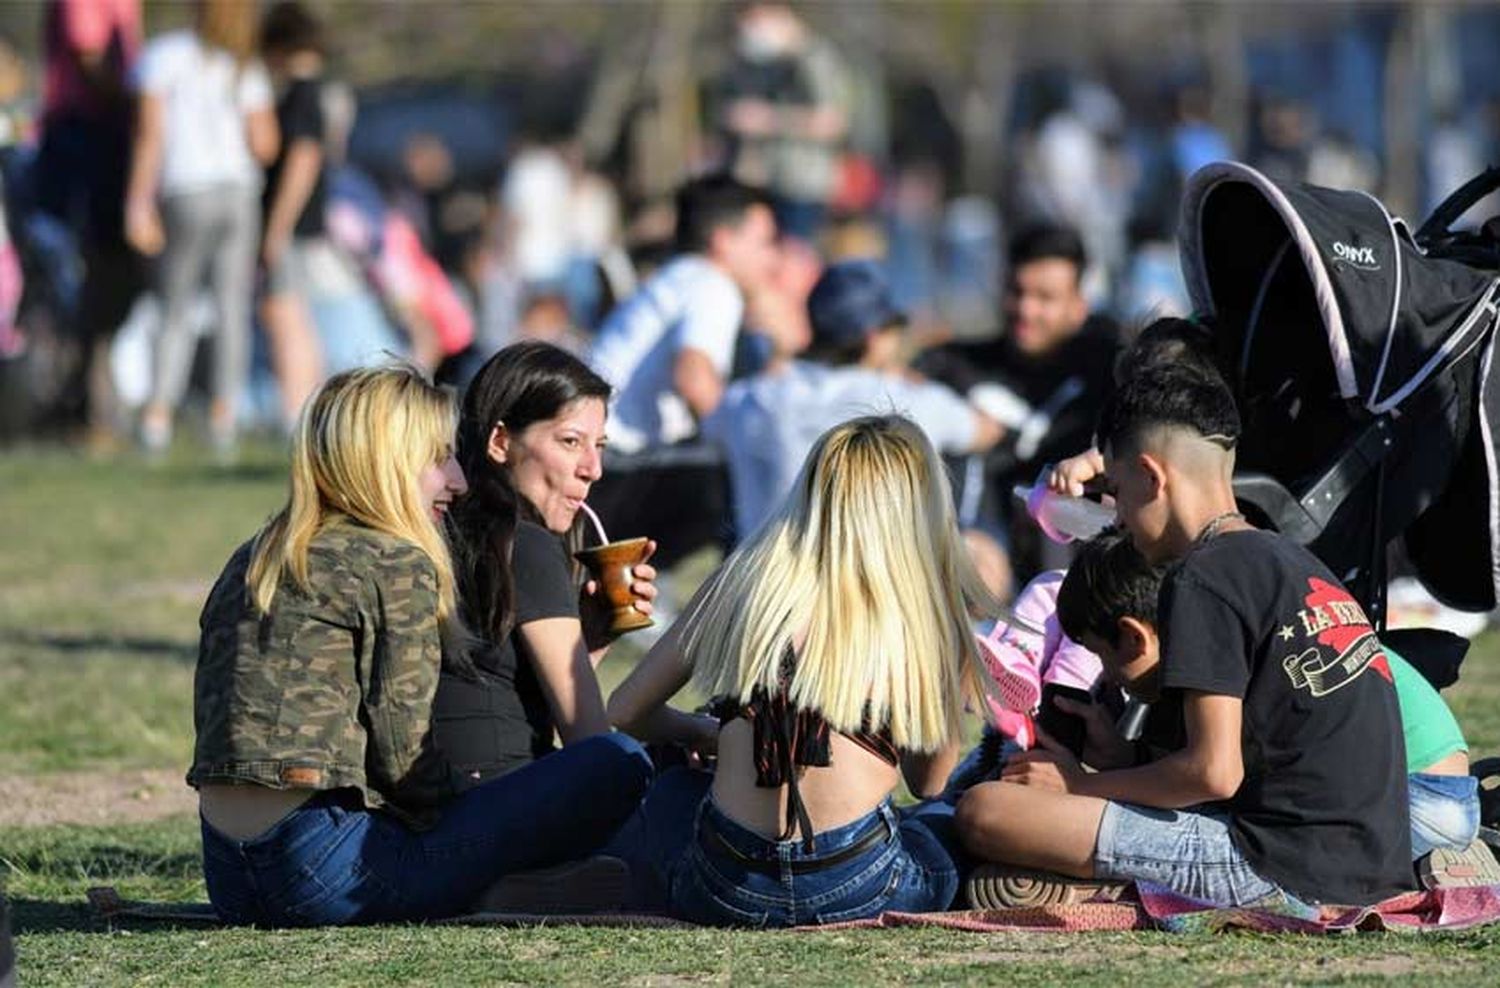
[190, 365, 651, 926]
[607, 414, 997, 925]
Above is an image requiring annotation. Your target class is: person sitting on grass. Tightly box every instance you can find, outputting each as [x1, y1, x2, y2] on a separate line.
[1052, 528, 1488, 881]
[703, 259, 1002, 542]
[608, 415, 999, 926]
[189, 364, 652, 926]
[430, 341, 662, 912]
[956, 363, 1413, 908]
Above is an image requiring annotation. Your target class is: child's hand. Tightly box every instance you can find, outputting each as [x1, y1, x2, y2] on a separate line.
[1001, 728, 1084, 792]
[1052, 694, 1135, 771]
[1047, 449, 1106, 497]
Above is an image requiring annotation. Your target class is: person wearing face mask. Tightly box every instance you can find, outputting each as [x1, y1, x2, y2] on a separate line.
[709, 1, 848, 240]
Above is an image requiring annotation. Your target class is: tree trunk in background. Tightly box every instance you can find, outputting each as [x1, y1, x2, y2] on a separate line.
[632, 0, 704, 202]
[573, 0, 705, 204]
[1383, 2, 1421, 218]
[960, 5, 1015, 197]
[575, 9, 655, 170]
[1202, 2, 1248, 155]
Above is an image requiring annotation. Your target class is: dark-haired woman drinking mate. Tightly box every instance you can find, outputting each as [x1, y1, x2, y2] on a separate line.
[433, 342, 661, 887]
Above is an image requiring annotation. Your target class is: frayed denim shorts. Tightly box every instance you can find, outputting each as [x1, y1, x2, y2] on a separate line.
[1094, 801, 1292, 908]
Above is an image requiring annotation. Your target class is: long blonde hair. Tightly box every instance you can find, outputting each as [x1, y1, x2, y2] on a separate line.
[683, 415, 998, 752]
[198, 0, 260, 66]
[247, 365, 461, 625]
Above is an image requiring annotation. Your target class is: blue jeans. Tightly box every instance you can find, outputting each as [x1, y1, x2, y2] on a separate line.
[612, 767, 963, 926]
[200, 733, 652, 926]
[602, 765, 715, 909]
[1094, 802, 1296, 908]
[675, 797, 964, 927]
[1409, 772, 1480, 858]
[940, 729, 1019, 802]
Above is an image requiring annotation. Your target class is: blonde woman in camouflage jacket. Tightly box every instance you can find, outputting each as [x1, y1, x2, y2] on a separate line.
[190, 365, 652, 926]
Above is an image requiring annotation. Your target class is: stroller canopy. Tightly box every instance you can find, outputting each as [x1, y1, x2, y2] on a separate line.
[1180, 161, 1500, 415]
[1179, 162, 1500, 616]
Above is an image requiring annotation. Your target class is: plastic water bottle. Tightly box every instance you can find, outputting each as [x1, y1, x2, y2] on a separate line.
[1015, 479, 1115, 545]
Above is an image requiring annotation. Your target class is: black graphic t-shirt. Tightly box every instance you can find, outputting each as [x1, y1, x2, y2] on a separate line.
[1158, 529, 1412, 905]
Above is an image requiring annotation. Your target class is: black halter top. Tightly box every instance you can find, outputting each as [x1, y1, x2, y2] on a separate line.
[712, 647, 899, 850]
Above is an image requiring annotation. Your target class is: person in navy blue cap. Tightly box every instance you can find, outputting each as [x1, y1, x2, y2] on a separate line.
[803, 258, 908, 368]
[703, 258, 1002, 551]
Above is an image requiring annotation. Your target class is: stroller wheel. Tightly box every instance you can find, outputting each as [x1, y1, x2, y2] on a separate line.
[1471, 756, 1500, 829]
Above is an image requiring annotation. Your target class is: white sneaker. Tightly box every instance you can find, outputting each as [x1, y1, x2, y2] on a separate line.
[139, 415, 171, 454]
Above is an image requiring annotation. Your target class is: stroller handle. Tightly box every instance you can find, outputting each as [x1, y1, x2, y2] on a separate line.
[1415, 165, 1500, 246]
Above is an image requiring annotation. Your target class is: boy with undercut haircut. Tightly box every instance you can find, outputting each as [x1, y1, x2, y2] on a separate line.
[1055, 527, 1485, 878]
[956, 364, 1413, 907]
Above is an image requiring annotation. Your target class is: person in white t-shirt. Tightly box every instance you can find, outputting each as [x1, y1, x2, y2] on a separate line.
[501, 142, 574, 289]
[704, 259, 1002, 541]
[588, 174, 778, 453]
[125, 0, 278, 454]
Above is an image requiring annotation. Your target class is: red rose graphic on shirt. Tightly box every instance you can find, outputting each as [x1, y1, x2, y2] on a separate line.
[1301, 578, 1393, 682]
[1283, 579, 1393, 695]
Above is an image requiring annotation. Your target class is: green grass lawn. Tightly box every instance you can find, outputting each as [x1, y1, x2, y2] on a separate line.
[5, 444, 1500, 986]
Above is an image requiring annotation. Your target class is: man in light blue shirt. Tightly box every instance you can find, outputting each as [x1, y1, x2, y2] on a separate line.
[704, 259, 1002, 540]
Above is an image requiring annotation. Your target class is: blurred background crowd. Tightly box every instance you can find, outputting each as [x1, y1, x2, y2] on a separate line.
[0, 0, 1498, 607]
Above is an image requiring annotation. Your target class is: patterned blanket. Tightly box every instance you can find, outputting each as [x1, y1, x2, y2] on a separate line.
[85, 883, 1500, 933]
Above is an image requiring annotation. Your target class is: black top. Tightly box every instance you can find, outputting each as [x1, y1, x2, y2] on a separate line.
[915, 316, 1119, 523]
[1135, 692, 1186, 764]
[1157, 529, 1412, 905]
[431, 521, 578, 790]
[264, 76, 327, 238]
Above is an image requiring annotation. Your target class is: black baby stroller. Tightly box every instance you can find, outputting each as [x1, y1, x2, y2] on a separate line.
[1179, 161, 1500, 635]
[1180, 161, 1500, 841]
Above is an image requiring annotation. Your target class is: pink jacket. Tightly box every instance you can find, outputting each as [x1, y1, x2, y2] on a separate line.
[981, 570, 1103, 741]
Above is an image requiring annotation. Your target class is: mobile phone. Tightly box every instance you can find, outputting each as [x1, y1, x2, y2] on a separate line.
[1036, 684, 1093, 758]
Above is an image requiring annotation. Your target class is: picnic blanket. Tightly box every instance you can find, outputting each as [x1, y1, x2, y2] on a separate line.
[815, 884, 1500, 934]
[85, 883, 1500, 934]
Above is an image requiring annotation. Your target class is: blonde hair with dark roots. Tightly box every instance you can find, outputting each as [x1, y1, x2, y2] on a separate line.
[682, 415, 998, 752]
[247, 365, 461, 627]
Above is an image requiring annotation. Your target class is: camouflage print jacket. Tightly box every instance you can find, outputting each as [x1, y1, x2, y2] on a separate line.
[188, 520, 452, 829]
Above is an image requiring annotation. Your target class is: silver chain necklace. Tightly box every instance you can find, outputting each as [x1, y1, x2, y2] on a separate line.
[1193, 510, 1245, 547]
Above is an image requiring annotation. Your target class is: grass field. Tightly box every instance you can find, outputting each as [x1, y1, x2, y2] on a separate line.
[5, 443, 1500, 986]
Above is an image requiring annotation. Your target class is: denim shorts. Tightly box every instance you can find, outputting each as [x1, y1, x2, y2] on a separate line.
[1094, 801, 1291, 908]
[1409, 772, 1480, 859]
[669, 797, 963, 927]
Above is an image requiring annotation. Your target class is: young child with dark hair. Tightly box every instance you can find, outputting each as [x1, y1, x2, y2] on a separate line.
[957, 363, 1414, 908]
[1054, 528, 1485, 879]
